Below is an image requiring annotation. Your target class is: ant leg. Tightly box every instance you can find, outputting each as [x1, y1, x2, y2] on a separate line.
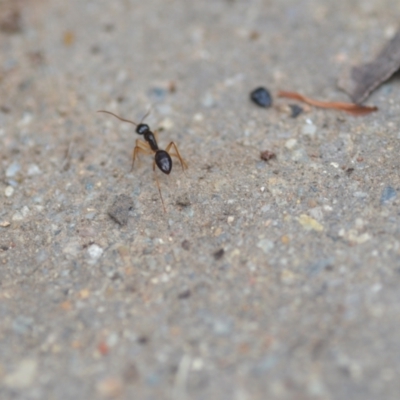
[153, 160, 166, 213]
[165, 142, 188, 171]
[132, 140, 152, 171]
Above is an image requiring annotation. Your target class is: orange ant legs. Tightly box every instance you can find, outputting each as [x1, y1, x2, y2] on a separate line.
[153, 161, 166, 213]
[165, 142, 188, 171]
[132, 140, 152, 171]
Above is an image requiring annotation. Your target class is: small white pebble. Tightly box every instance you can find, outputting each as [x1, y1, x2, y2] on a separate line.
[159, 117, 174, 130]
[106, 332, 119, 347]
[27, 164, 41, 176]
[353, 191, 368, 198]
[6, 162, 21, 178]
[5, 186, 14, 197]
[21, 206, 30, 217]
[371, 283, 382, 293]
[4, 359, 37, 389]
[260, 187, 265, 192]
[355, 218, 364, 229]
[12, 211, 23, 221]
[227, 216, 234, 223]
[193, 113, 204, 121]
[160, 273, 169, 283]
[18, 113, 33, 127]
[301, 124, 317, 137]
[87, 244, 103, 260]
[201, 92, 215, 108]
[330, 162, 339, 169]
[285, 138, 297, 150]
[256, 238, 275, 254]
[192, 358, 204, 371]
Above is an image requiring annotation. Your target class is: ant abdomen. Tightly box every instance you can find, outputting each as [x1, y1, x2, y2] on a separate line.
[155, 150, 172, 175]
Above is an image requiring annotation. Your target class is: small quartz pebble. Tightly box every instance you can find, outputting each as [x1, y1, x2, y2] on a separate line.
[257, 238, 275, 254]
[285, 138, 297, 150]
[87, 244, 103, 260]
[301, 123, 317, 137]
[12, 206, 30, 221]
[27, 164, 41, 176]
[5, 186, 14, 197]
[108, 194, 133, 226]
[6, 162, 20, 178]
[380, 186, 397, 204]
[4, 359, 38, 389]
[297, 214, 324, 232]
[250, 87, 272, 108]
[201, 92, 215, 108]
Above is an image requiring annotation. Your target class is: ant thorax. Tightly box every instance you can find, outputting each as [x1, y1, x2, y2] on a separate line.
[144, 131, 159, 151]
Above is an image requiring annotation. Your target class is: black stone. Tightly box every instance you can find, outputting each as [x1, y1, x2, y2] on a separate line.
[250, 87, 272, 108]
[289, 104, 303, 118]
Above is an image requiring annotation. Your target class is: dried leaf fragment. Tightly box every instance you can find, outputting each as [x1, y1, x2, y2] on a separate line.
[108, 194, 133, 226]
[339, 30, 400, 103]
[278, 91, 377, 115]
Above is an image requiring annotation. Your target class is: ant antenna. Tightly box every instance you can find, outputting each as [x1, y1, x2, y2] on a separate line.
[139, 108, 152, 124]
[97, 110, 137, 126]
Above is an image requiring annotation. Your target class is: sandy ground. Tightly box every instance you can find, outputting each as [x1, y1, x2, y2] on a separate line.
[1, 0, 400, 399]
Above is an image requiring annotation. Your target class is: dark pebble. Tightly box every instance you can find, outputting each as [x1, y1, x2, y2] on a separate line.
[137, 335, 149, 345]
[380, 186, 397, 205]
[345, 167, 355, 176]
[250, 87, 272, 108]
[213, 248, 225, 260]
[181, 240, 190, 250]
[108, 194, 134, 225]
[289, 104, 303, 118]
[178, 289, 191, 299]
[123, 364, 140, 382]
[260, 150, 276, 162]
[0, 10, 22, 34]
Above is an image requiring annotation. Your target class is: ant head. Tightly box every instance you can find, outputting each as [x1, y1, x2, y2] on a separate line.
[155, 150, 172, 174]
[136, 123, 150, 135]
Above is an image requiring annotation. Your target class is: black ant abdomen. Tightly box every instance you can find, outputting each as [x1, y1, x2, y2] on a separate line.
[155, 150, 172, 175]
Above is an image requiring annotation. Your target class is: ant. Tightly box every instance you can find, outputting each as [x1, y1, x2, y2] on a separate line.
[97, 109, 188, 212]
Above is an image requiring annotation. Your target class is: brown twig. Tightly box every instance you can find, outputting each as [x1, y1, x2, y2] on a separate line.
[277, 91, 378, 115]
